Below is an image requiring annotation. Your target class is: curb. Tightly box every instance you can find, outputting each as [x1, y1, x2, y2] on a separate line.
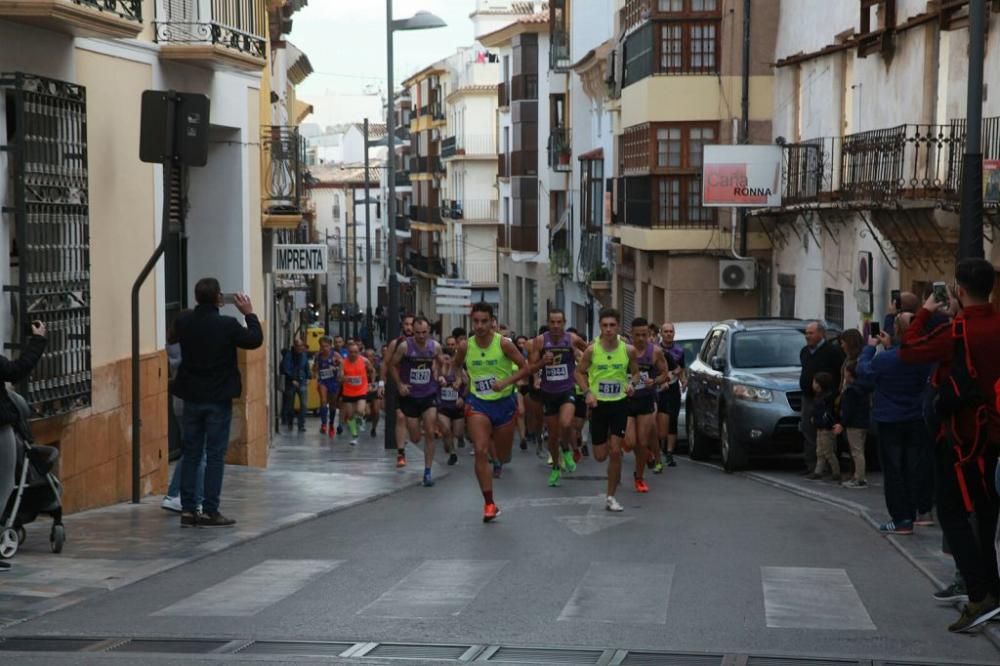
[0, 455, 449, 633]
[731, 465, 1000, 650]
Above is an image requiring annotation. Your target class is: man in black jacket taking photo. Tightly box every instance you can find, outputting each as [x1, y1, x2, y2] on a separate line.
[172, 278, 263, 528]
[799, 321, 844, 476]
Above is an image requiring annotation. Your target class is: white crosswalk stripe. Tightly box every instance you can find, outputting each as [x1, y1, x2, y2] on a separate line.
[153, 560, 343, 617]
[761, 566, 876, 630]
[558, 562, 674, 624]
[357, 559, 508, 619]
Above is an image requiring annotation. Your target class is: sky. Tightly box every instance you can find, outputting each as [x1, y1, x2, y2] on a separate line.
[291, 0, 478, 125]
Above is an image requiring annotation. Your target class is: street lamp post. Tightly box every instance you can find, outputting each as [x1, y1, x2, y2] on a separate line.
[383, 2, 447, 450]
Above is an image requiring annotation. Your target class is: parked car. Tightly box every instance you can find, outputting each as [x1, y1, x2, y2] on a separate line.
[685, 318, 840, 472]
[670, 322, 715, 443]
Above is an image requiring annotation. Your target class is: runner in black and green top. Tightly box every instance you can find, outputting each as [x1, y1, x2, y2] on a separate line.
[454, 302, 544, 523]
[575, 307, 640, 513]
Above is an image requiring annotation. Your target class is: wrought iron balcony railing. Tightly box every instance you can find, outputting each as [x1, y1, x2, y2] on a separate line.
[394, 170, 411, 188]
[75, 0, 142, 22]
[550, 29, 571, 71]
[446, 199, 498, 222]
[578, 231, 604, 275]
[262, 125, 304, 215]
[441, 136, 458, 159]
[156, 0, 266, 61]
[548, 127, 572, 172]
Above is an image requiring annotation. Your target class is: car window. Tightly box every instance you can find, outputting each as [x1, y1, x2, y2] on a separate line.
[730, 330, 806, 369]
[700, 329, 723, 363]
[677, 339, 702, 367]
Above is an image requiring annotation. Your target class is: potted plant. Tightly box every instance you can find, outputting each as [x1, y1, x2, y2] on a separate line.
[587, 263, 611, 293]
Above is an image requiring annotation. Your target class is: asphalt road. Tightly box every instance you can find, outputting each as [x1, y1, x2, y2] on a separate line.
[5, 444, 998, 664]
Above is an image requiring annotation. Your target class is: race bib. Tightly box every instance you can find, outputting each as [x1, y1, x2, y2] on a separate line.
[639, 370, 650, 383]
[545, 364, 569, 381]
[474, 377, 496, 394]
[409, 368, 432, 385]
[440, 387, 459, 402]
[347, 376, 362, 386]
[319, 367, 335, 380]
[598, 381, 622, 397]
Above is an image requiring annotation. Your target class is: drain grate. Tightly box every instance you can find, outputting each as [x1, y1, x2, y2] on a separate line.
[108, 638, 231, 654]
[237, 640, 356, 657]
[0, 637, 102, 652]
[363, 642, 474, 660]
[746, 658, 859, 666]
[621, 652, 725, 666]
[486, 646, 605, 664]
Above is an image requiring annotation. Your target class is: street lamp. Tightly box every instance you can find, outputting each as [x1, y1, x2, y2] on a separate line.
[384, 2, 447, 449]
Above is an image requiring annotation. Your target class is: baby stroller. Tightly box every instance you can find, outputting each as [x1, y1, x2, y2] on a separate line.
[0, 389, 65, 558]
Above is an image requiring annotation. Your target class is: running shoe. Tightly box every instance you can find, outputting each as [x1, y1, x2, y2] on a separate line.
[320, 424, 327, 435]
[665, 452, 677, 467]
[878, 520, 914, 535]
[842, 479, 867, 488]
[520, 438, 528, 450]
[605, 496, 624, 512]
[348, 418, 359, 438]
[350, 438, 358, 446]
[448, 453, 458, 466]
[483, 503, 501, 522]
[337, 425, 344, 435]
[423, 471, 435, 487]
[328, 427, 336, 440]
[547, 453, 554, 466]
[396, 453, 407, 468]
[492, 462, 503, 479]
[562, 450, 577, 473]
[573, 449, 582, 464]
[548, 468, 561, 487]
[634, 478, 649, 493]
[949, 595, 1000, 633]
[652, 462, 664, 474]
[370, 427, 377, 437]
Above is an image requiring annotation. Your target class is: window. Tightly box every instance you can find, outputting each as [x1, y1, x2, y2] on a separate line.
[658, 0, 718, 13]
[690, 23, 717, 70]
[580, 159, 604, 231]
[660, 24, 682, 71]
[658, 22, 719, 73]
[657, 178, 681, 224]
[375, 229, 382, 260]
[623, 22, 654, 87]
[700, 329, 723, 363]
[824, 288, 845, 329]
[656, 127, 682, 167]
[332, 195, 341, 221]
[659, 0, 683, 10]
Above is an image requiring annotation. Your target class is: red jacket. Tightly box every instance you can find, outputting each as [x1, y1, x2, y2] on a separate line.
[899, 304, 1000, 443]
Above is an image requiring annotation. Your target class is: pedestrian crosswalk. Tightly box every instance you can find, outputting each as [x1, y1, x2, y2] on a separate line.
[148, 560, 877, 631]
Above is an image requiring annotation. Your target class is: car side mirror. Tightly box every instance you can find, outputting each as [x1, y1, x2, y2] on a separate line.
[710, 356, 726, 372]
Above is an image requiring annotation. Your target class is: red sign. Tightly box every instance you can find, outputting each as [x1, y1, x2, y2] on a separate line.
[703, 163, 769, 205]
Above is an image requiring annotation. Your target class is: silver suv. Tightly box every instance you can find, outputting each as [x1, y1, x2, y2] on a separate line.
[685, 319, 839, 472]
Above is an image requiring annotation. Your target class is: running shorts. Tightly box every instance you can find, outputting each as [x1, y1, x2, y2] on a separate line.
[590, 401, 628, 446]
[657, 385, 682, 427]
[628, 392, 657, 417]
[439, 406, 464, 421]
[319, 379, 340, 395]
[465, 394, 517, 428]
[541, 390, 575, 417]
[574, 397, 588, 420]
[399, 395, 437, 419]
[341, 394, 365, 404]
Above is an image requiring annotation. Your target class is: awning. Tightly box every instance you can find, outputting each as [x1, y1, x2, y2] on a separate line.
[578, 147, 604, 161]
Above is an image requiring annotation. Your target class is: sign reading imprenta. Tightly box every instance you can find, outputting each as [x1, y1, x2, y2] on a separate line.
[273, 244, 327, 275]
[702, 145, 783, 208]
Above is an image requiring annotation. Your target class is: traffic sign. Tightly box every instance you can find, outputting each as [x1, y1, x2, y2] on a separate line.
[437, 277, 472, 289]
[436, 296, 472, 307]
[436, 305, 471, 315]
[435, 287, 473, 298]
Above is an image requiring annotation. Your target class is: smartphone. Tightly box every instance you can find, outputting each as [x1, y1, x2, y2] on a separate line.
[222, 293, 236, 305]
[933, 281, 948, 304]
[891, 289, 901, 309]
[869, 322, 880, 338]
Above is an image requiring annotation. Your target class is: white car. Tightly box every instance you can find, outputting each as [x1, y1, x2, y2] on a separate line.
[668, 321, 715, 442]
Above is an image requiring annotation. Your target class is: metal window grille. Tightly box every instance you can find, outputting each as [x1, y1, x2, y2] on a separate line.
[0, 72, 92, 416]
[824, 288, 845, 329]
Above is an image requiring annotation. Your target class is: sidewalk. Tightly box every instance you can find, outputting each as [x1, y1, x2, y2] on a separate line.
[734, 464, 1000, 646]
[0, 424, 438, 629]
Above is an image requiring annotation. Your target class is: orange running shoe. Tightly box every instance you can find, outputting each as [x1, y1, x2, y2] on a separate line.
[320, 424, 327, 435]
[634, 478, 650, 493]
[396, 454, 407, 468]
[483, 503, 501, 523]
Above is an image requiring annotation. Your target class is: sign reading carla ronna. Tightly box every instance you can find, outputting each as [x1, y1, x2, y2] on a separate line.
[702, 145, 783, 208]
[273, 244, 328, 275]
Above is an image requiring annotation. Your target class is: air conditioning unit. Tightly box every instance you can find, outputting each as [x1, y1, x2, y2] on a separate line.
[719, 259, 757, 291]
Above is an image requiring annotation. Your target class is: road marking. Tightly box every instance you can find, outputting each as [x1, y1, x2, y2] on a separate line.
[357, 559, 507, 619]
[504, 496, 599, 510]
[558, 562, 674, 624]
[555, 502, 635, 536]
[761, 566, 876, 630]
[153, 560, 342, 617]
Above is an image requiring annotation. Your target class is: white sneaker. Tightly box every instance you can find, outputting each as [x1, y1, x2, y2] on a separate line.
[161, 495, 182, 513]
[350, 438, 358, 446]
[606, 496, 624, 512]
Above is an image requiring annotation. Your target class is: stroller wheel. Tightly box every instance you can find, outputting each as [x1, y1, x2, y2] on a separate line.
[50, 524, 65, 554]
[16, 527, 26, 545]
[0, 528, 18, 559]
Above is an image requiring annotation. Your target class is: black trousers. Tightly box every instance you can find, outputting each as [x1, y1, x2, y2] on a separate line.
[935, 442, 999, 603]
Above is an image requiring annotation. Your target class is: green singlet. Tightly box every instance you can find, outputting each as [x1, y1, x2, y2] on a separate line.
[588, 338, 630, 403]
[467, 333, 515, 401]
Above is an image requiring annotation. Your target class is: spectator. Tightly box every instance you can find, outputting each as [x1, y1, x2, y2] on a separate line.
[807, 371, 842, 482]
[900, 259, 1000, 633]
[161, 311, 205, 514]
[839, 361, 871, 488]
[856, 316, 934, 535]
[0, 320, 46, 574]
[172, 278, 263, 528]
[280, 338, 311, 433]
[883, 291, 920, 337]
[799, 321, 845, 475]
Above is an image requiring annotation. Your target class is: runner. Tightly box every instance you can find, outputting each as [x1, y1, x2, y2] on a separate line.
[657, 321, 686, 469]
[436, 347, 466, 466]
[624, 318, 669, 492]
[513, 335, 532, 454]
[530, 311, 587, 487]
[379, 314, 416, 468]
[313, 336, 342, 439]
[338, 342, 375, 445]
[365, 348, 382, 437]
[454, 302, 540, 522]
[567, 327, 588, 459]
[388, 316, 442, 487]
[575, 308, 640, 512]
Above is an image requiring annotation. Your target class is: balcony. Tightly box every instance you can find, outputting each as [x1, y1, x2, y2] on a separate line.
[409, 205, 444, 228]
[441, 136, 458, 159]
[578, 231, 604, 275]
[549, 29, 571, 71]
[261, 125, 306, 229]
[407, 253, 446, 277]
[498, 81, 510, 109]
[498, 153, 509, 179]
[394, 170, 411, 188]
[446, 199, 498, 223]
[465, 260, 498, 286]
[550, 248, 572, 276]
[548, 127, 572, 172]
[407, 156, 445, 175]
[498, 225, 539, 253]
[0, 0, 142, 38]
[155, 0, 267, 71]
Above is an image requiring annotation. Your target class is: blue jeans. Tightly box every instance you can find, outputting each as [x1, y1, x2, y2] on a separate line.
[181, 401, 233, 514]
[877, 419, 934, 523]
[282, 381, 309, 428]
[167, 452, 205, 505]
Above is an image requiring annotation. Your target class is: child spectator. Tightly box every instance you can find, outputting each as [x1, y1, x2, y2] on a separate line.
[807, 371, 842, 482]
[839, 361, 870, 488]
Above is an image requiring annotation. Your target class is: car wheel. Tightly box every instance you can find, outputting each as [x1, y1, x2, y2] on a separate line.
[687, 403, 712, 462]
[720, 416, 748, 473]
